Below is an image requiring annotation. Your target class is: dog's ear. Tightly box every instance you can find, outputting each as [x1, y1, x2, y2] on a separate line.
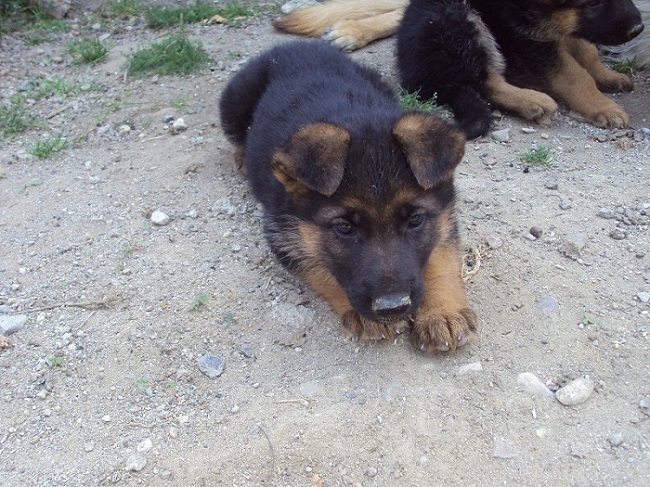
[393, 113, 466, 190]
[272, 123, 350, 196]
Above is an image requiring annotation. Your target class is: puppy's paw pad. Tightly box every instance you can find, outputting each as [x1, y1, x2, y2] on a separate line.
[411, 307, 477, 354]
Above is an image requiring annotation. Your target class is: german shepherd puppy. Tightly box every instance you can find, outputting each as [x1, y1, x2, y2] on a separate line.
[398, 0, 644, 137]
[274, 0, 644, 135]
[220, 41, 477, 353]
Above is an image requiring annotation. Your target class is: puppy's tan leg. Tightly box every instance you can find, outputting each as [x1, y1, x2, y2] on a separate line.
[486, 68, 558, 125]
[548, 45, 630, 127]
[323, 8, 405, 51]
[565, 37, 633, 93]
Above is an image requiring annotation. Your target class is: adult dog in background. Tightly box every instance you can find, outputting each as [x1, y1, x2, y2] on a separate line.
[274, 0, 645, 137]
[220, 41, 477, 353]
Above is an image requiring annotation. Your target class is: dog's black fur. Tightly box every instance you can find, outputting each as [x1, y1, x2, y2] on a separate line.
[398, 0, 644, 137]
[220, 41, 477, 352]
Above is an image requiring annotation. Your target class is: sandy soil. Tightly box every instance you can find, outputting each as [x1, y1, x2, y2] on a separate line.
[1, 6, 649, 487]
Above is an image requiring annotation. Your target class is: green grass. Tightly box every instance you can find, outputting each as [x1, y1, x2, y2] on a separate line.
[104, 0, 142, 18]
[0, 95, 36, 136]
[188, 293, 209, 311]
[26, 132, 69, 159]
[68, 37, 111, 65]
[398, 88, 442, 114]
[608, 58, 637, 76]
[521, 146, 552, 166]
[30, 76, 102, 99]
[145, 0, 271, 29]
[126, 34, 211, 77]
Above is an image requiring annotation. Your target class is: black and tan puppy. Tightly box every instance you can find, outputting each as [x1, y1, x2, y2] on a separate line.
[220, 41, 477, 353]
[398, 0, 644, 137]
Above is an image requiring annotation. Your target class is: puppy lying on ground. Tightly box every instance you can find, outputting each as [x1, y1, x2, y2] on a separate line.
[220, 41, 477, 353]
[274, 0, 644, 136]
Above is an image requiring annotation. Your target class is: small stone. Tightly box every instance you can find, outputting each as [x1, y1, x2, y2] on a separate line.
[491, 128, 510, 143]
[637, 292, 650, 303]
[559, 199, 572, 210]
[561, 233, 588, 259]
[456, 362, 483, 375]
[609, 228, 627, 240]
[365, 467, 378, 478]
[102, 415, 111, 422]
[230, 405, 240, 414]
[608, 433, 624, 447]
[544, 181, 559, 190]
[0, 315, 27, 335]
[197, 354, 225, 379]
[597, 208, 616, 219]
[639, 399, 650, 410]
[118, 124, 131, 134]
[538, 295, 559, 316]
[84, 442, 95, 452]
[529, 226, 543, 239]
[521, 127, 536, 134]
[517, 372, 555, 398]
[150, 210, 170, 226]
[160, 470, 173, 480]
[137, 439, 153, 452]
[482, 156, 498, 166]
[162, 115, 175, 123]
[555, 376, 595, 406]
[171, 118, 188, 134]
[485, 234, 503, 249]
[540, 133, 550, 139]
[125, 454, 147, 472]
[169, 427, 179, 438]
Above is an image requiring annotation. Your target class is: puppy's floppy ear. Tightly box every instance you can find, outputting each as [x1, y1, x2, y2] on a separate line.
[272, 123, 350, 196]
[393, 113, 466, 190]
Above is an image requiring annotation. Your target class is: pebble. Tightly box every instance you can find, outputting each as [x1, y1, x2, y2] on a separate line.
[561, 233, 588, 259]
[0, 315, 27, 335]
[197, 353, 225, 378]
[365, 467, 378, 478]
[118, 124, 131, 134]
[493, 437, 519, 459]
[171, 118, 188, 134]
[17, 80, 35, 92]
[597, 208, 616, 219]
[608, 433, 624, 447]
[639, 399, 649, 410]
[102, 415, 111, 422]
[162, 115, 175, 123]
[125, 454, 147, 472]
[517, 372, 555, 398]
[151, 210, 170, 226]
[538, 295, 559, 316]
[609, 228, 627, 240]
[485, 234, 503, 249]
[544, 181, 559, 190]
[491, 128, 510, 143]
[529, 226, 543, 239]
[169, 427, 179, 438]
[637, 292, 650, 303]
[555, 376, 595, 406]
[137, 439, 153, 452]
[559, 199, 572, 210]
[521, 127, 536, 134]
[84, 442, 94, 452]
[456, 362, 483, 375]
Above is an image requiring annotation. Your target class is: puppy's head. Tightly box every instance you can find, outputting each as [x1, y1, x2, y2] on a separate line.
[271, 114, 465, 323]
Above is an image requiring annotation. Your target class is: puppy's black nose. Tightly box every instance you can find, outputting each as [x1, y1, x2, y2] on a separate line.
[628, 22, 644, 40]
[372, 294, 411, 317]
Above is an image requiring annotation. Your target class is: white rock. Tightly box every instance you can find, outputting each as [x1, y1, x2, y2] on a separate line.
[637, 292, 650, 304]
[555, 377, 595, 406]
[456, 362, 483, 375]
[517, 372, 555, 398]
[171, 118, 188, 134]
[0, 315, 27, 335]
[125, 454, 147, 472]
[150, 210, 170, 226]
[137, 438, 153, 452]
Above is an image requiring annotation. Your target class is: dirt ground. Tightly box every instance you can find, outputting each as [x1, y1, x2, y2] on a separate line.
[1, 5, 649, 487]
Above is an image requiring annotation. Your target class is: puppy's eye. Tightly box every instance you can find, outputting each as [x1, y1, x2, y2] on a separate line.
[333, 220, 354, 237]
[408, 213, 425, 229]
[586, 0, 601, 7]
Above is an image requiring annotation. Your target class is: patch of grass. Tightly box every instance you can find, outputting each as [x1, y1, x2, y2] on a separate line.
[521, 146, 552, 166]
[398, 88, 441, 114]
[0, 95, 36, 136]
[136, 377, 149, 388]
[104, 0, 142, 18]
[46, 355, 65, 367]
[171, 97, 188, 112]
[0, 0, 63, 34]
[30, 76, 102, 99]
[145, 0, 268, 29]
[126, 34, 211, 78]
[26, 132, 69, 159]
[608, 59, 637, 76]
[68, 37, 111, 65]
[189, 293, 209, 311]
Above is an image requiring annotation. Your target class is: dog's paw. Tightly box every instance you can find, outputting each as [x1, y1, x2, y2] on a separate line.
[322, 21, 368, 51]
[411, 307, 477, 353]
[585, 100, 630, 128]
[596, 71, 633, 93]
[341, 311, 410, 341]
[514, 90, 558, 125]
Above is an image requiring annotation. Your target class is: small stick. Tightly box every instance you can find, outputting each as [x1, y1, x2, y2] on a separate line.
[22, 298, 115, 314]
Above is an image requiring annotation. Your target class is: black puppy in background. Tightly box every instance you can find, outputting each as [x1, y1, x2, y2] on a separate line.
[220, 41, 477, 353]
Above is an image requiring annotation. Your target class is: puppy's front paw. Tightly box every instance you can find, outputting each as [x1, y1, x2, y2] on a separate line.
[514, 89, 558, 125]
[322, 21, 369, 51]
[596, 71, 633, 93]
[411, 307, 477, 353]
[341, 311, 410, 341]
[585, 100, 630, 128]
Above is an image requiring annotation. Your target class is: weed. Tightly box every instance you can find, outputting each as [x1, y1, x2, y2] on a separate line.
[104, 0, 142, 18]
[521, 146, 552, 166]
[47, 355, 65, 367]
[22, 178, 43, 191]
[581, 314, 595, 326]
[227, 50, 242, 59]
[145, 0, 269, 29]
[68, 37, 111, 65]
[608, 59, 637, 76]
[136, 377, 149, 388]
[189, 293, 209, 311]
[26, 132, 69, 159]
[398, 88, 445, 115]
[0, 95, 36, 136]
[126, 34, 211, 77]
[0, 0, 64, 34]
[171, 98, 188, 112]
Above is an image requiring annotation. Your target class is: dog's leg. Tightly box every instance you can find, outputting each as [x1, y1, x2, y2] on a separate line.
[565, 37, 634, 93]
[548, 45, 630, 127]
[411, 241, 477, 353]
[322, 8, 405, 51]
[486, 67, 558, 125]
[301, 267, 410, 341]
